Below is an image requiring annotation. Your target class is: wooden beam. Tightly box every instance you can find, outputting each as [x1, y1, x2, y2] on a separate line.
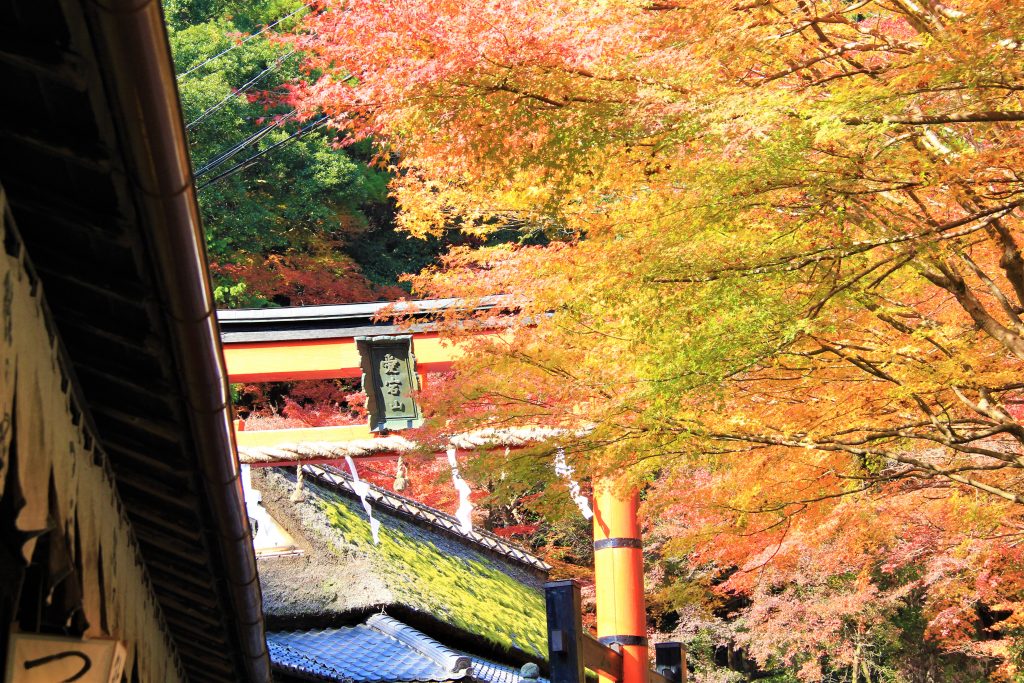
[583, 634, 623, 681]
[221, 331, 481, 383]
[546, 580, 586, 683]
[223, 338, 362, 383]
[648, 670, 673, 683]
[235, 424, 374, 449]
[654, 643, 686, 683]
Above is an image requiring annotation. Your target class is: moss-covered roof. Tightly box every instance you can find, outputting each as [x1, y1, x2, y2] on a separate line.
[306, 466, 550, 572]
[255, 469, 548, 659]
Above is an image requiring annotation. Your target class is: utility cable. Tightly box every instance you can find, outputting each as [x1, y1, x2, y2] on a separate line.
[194, 111, 297, 177]
[186, 51, 296, 129]
[177, 3, 311, 80]
[197, 115, 326, 188]
[197, 116, 328, 190]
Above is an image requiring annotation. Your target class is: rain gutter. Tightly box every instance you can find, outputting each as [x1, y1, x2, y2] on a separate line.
[81, 0, 271, 679]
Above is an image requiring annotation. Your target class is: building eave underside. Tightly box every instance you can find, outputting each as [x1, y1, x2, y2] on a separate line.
[0, 0, 269, 680]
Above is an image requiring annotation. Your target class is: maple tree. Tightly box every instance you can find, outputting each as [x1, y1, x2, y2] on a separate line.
[277, 0, 1024, 678]
[210, 241, 406, 306]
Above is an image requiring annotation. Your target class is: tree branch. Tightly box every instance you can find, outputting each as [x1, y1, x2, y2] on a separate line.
[843, 111, 1024, 125]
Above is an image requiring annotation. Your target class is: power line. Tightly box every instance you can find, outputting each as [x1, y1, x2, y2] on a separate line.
[197, 116, 326, 188]
[197, 116, 329, 190]
[186, 51, 296, 130]
[177, 3, 311, 81]
[195, 111, 297, 177]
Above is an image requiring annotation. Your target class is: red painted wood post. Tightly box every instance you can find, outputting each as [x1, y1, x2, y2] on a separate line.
[593, 478, 647, 683]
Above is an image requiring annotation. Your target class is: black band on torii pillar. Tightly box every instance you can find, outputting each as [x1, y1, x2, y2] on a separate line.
[593, 537, 643, 551]
[598, 635, 648, 647]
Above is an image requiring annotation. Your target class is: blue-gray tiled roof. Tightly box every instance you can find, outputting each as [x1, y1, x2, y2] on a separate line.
[268, 615, 547, 683]
[269, 615, 469, 682]
[467, 657, 537, 683]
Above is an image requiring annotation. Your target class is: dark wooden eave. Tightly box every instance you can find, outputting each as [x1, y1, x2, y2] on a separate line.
[0, 0, 269, 680]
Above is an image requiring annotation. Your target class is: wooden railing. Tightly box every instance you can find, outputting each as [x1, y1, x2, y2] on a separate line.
[581, 633, 623, 681]
[545, 580, 686, 683]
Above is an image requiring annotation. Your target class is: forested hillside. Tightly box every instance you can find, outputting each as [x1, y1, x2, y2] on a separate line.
[163, 0, 551, 536]
[165, 0, 475, 307]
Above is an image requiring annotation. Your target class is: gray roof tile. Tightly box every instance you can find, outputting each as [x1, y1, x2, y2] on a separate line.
[468, 657, 540, 683]
[268, 617, 548, 683]
[269, 621, 466, 682]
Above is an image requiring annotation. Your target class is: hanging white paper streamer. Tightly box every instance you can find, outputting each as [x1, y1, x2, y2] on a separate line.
[555, 447, 593, 519]
[344, 456, 381, 544]
[446, 447, 474, 533]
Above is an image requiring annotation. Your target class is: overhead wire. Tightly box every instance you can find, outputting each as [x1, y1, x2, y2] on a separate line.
[186, 51, 296, 129]
[194, 111, 297, 177]
[197, 115, 329, 190]
[183, 3, 327, 190]
[176, 2, 312, 81]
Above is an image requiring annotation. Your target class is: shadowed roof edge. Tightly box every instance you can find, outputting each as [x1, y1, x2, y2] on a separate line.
[80, 0, 270, 678]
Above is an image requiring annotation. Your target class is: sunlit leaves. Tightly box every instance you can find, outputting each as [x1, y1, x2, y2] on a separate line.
[279, 0, 1024, 676]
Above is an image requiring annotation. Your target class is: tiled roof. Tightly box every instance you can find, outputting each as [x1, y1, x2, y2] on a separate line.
[269, 615, 469, 682]
[467, 657, 534, 683]
[0, 0, 268, 678]
[307, 465, 551, 573]
[268, 615, 547, 683]
[217, 296, 513, 343]
[254, 469, 548, 657]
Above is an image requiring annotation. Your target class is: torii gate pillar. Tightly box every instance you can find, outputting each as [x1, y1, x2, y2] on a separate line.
[593, 479, 647, 683]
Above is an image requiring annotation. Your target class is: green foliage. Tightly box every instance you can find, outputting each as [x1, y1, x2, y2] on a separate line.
[213, 279, 270, 308]
[532, 514, 593, 568]
[196, 134, 390, 262]
[345, 223, 462, 293]
[167, 0, 538, 304]
[164, 0, 407, 302]
[164, 0, 295, 32]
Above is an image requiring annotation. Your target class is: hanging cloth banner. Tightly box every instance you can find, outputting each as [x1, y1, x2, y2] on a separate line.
[344, 456, 381, 545]
[446, 447, 474, 533]
[555, 447, 593, 519]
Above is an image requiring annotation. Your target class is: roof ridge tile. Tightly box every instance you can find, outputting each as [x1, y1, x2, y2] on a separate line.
[367, 614, 472, 674]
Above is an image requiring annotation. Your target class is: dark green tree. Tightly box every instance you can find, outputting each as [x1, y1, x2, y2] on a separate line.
[165, 0, 397, 306]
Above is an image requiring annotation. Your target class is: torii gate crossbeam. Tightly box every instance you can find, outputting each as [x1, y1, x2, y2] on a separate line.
[218, 297, 509, 383]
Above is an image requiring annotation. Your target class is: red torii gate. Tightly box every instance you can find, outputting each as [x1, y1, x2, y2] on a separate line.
[217, 298, 682, 683]
[219, 297, 498, 384]
[221, 297, 506, 447]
